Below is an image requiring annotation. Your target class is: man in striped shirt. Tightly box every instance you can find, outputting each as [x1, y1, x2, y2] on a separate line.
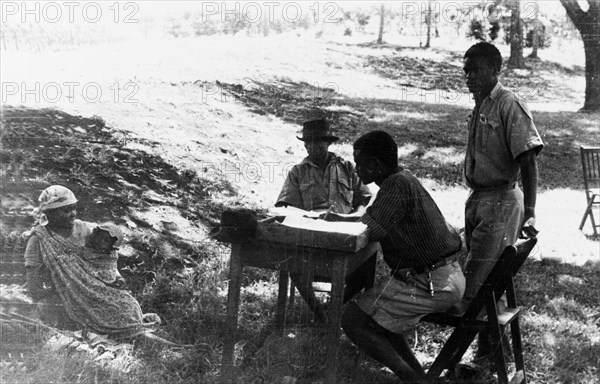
[322, 131, 465, 383]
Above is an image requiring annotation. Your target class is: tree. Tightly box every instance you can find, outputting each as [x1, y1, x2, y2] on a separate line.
[528, 1, 540, 59]
[377, 4, 385, 44]
[507, 0, 525, 68]
[560, 0, 600, 112]
[425, 0, 432, 48]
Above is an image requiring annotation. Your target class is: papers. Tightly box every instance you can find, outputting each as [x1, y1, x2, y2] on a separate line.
[260, 209, 370, 251]
[269, 206, 321, 218]
[281, 215, 367, 236]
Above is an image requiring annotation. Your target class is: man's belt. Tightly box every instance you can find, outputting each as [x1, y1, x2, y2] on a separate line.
[392, 253, 459, 281]
[471, 182, 516, 193]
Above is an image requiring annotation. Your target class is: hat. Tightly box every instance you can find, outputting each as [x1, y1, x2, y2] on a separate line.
[296, 119, 339, 142]
[34, 185, 78, 226]
[38, 185, 78, 212]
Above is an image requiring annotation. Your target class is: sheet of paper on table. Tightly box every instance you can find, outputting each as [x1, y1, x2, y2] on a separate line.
[261, 207, 369, 251]
[268, 206, 322, 218]
[280, 215, 367, 236]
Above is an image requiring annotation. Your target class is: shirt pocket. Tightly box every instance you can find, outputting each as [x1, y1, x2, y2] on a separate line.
[299, 182, 317, 210]
[336, 177, 354, 209]
[477, 116, 501, 153]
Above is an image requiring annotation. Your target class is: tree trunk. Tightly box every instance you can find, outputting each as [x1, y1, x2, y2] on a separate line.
[529, 23, 539, 59]
[377, 4, 384, 44]
[581, 36, 600, 111]
[560, 0, 600, 111]
[529, 2, 540, 59]
[425, 0, 432, 48]
[508, 0, 525, 68]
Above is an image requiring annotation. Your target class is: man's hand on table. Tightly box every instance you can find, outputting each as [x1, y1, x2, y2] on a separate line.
[319, 212, 362, 222]
[320, 211, 342, 221]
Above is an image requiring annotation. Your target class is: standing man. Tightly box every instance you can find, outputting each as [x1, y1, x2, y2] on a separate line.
[323, 130, 465, 383]
[275, 118, 372, 322]
[461, 42, 543, 362]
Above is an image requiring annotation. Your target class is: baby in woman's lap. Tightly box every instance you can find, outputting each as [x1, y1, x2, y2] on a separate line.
[82, 223, 126, 289]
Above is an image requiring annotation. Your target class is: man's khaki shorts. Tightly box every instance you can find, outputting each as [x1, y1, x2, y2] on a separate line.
[355, 261, 465, 334]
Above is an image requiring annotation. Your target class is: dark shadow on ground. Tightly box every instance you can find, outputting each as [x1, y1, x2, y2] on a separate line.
[0, 106, 238, 294]
[342, 40, 585, 73]
[517, 258, 600, 312]
[214, 79, 597, 190]
[516, 259, 600, 383]
[1, 106, 237, 226]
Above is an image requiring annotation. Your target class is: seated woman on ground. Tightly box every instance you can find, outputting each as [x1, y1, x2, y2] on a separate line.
[24, 185, 177, 347]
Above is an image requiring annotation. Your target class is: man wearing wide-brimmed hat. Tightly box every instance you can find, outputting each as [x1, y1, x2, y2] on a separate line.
[276, 118, 371, 214]
[275, 118, 372, 322]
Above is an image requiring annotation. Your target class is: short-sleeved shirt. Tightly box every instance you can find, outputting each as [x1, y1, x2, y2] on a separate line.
[464, 83, 544, 190]
[275, 152, 372, 214]
[361, 169, 462, 270]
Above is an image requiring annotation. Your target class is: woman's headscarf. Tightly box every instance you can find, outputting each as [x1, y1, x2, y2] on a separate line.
[34, 185, 78, 226]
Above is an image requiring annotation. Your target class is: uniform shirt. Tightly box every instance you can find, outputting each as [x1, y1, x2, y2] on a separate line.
[276, 152, 372, 214]
[361, 169, 461, 271]
[464, 83, 544, 190]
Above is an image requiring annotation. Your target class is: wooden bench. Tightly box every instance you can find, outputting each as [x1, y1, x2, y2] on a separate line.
[421, 237, 538, 383]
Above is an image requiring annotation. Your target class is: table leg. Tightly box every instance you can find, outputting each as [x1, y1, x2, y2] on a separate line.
[275, 269, 289, 335]
[288, 277, 295, 312]
[323, 257, 348, 384]
[220, 244, 243, 384]
[364, 252, 377, 289]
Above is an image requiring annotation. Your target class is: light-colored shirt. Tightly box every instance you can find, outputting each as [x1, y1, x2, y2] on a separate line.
[464, 83, 544, 190]
[362, 169, 461, 270]
[275, 152, 371, 214]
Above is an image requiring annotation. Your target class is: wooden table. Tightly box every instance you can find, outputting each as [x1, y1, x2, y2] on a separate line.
[220, 221, 378, 384]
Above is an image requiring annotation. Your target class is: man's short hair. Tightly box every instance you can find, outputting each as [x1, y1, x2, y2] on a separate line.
[353, 130, 398, 169]
[464, 42, 502, 72]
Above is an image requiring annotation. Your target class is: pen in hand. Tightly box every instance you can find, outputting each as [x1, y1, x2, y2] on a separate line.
[323, 204, 335, 221]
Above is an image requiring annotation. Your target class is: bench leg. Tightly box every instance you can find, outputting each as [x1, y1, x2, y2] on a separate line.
[486, 295, 510, 384]
[579, 198, 593, 230]
[426, 326, 479, 379]
[491, 332, 509, 384]
[580, 195, 600, 236]
[510, 317, 526, 383]
[589, 195, 600, 237]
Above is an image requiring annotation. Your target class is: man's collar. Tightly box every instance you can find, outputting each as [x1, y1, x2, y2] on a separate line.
[487, 82, 503, 100]
[377, 166, 403, 187]
[301, 152, 340, 166]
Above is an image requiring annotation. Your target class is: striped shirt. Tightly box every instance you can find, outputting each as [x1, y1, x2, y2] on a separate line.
[361, 169, 461, 271]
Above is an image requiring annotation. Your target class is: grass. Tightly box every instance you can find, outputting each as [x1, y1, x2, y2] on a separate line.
[515, 260, 600, 384]
[1, 33, 599, 384]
